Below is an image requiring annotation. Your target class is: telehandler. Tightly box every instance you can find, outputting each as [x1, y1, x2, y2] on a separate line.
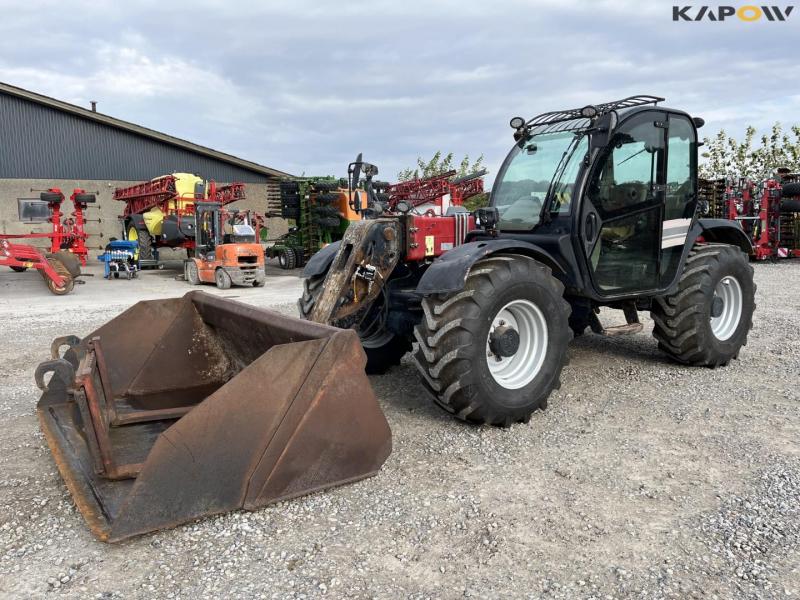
[300, 95, 756, 426]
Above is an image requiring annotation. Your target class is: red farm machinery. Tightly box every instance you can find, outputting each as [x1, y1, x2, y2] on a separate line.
[0, 238, 77, 295]
[1, 188, 95, 294]
[268, 165, 487, 270]
[699, 171, 800, 260]
[385, 168, 487, 216]
[114, 173, 245, 264]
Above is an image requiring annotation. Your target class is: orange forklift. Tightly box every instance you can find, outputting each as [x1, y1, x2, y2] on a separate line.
[184, 202, 266, 289]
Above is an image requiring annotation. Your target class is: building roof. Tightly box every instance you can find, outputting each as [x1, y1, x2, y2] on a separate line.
[0, 81, 293, 179]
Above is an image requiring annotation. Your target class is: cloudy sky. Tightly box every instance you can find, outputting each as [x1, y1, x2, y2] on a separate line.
[1, 0, 798, 181]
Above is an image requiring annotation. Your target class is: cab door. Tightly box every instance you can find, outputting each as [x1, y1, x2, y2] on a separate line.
[581, 111, 667, 295]
[658, 114, 699, 286]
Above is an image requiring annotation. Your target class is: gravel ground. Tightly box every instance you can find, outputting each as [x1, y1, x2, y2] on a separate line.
[0, 261, 798, 599]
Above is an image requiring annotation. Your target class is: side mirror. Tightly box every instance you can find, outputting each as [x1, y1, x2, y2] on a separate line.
[475, 207, 499, 231]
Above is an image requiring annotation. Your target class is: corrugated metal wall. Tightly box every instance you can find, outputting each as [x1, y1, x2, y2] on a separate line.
[0, 93, 271, 183]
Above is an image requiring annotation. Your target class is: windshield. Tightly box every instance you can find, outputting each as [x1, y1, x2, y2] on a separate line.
[491, 131, 586, 231]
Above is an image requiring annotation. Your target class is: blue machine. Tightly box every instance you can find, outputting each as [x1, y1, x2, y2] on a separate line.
[98, 240, 139, 279]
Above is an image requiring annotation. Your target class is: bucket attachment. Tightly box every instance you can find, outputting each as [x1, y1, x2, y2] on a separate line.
[34, 291, 391, 542]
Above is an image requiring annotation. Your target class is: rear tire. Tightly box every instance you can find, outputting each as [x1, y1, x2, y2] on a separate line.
[278, 248, 296, 270]
[298, 273, 410, 374]
[651, 244, 755, 367]
[127, 225, 153, 261]
[185, 260, 200, 285]
[413, 255, 572, 426]
[10, 266, 27, 273]
[215, 268, 232, 289]
[293, 247, 306, 268]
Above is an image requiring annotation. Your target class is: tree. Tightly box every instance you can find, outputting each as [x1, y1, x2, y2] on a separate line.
[700, 122, 800, 179]
[397, 152, 485, 181]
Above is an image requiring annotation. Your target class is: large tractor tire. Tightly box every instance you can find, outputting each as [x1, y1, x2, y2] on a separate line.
[44, 259, 74, 295]
[298, 273, 411, 374]
[413, 255, 572, 426]
[126, 224, 153, 261]
[651, 244, 755, 367]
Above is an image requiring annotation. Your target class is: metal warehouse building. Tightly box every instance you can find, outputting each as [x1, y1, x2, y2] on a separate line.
[0, 81, 291, 255]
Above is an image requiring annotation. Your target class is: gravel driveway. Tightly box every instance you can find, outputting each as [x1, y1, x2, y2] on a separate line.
[0, 261, 798, 599]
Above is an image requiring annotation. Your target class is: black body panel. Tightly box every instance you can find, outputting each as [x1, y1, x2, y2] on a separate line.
[691, 218, 753, 253]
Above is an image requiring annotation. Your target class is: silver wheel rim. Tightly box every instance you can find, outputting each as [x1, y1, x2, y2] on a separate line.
[710, 276, 743, 341]
[486, 299, 548, 390]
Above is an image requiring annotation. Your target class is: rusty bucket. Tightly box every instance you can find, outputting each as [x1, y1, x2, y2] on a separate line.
[34, 291, 391, 542]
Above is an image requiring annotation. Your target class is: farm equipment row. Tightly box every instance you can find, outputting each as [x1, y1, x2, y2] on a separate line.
[699, 171, 800, 260]
[266, 164, 487, 270]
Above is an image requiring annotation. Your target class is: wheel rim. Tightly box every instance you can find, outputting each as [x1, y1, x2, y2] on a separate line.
[710, 276, 743, 341]
[360, 328, 394, 349]
[278, 251, 286, 267]
[486, 299, 548, 390]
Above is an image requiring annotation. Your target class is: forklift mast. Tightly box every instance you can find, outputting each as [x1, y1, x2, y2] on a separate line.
[194, 202, 223, 252]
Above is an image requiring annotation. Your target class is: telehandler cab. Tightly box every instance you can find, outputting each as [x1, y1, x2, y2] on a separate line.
[300, 95, 756, 426]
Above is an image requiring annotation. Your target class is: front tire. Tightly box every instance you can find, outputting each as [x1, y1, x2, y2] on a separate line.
[651, 244, 755, 367]
[215, 268, 232, 289]
[185, 260, 200, 285]
[298, 273, 410, 374]
[413, 255, 572, 426]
